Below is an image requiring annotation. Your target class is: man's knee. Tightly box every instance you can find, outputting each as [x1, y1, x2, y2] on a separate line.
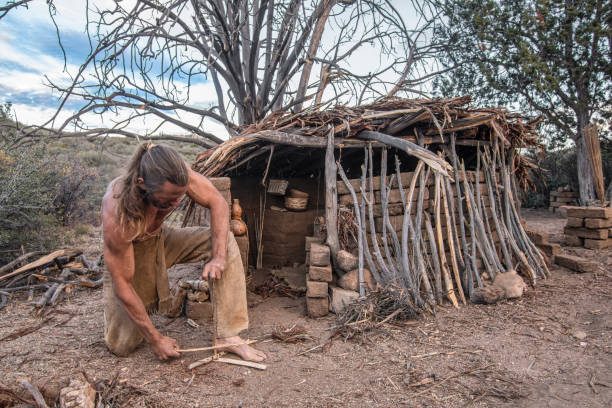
[105, 335, 141, 357]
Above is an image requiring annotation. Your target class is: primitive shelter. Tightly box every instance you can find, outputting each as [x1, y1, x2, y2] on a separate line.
[183, 96, 548, 308]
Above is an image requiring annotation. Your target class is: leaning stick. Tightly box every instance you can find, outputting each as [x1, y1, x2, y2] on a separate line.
[380, 148, 399, 276]
[482, 148, 512, 268]
[461, 178, 482, 289]
[424, 212, 443, 304]
[359, 152, 381, 286]
[400, 160, 423, 290]
[178, 339, 257, 353]
[446, 137, 468, 268]
[366, 144, 392, 280]
[403, 162, 425, 295]
[414, 168, 434, 303]
[434, 174, 458, 308]
[440, 177, 466, 304]
[384, 173, 403, 274]
[460, 163, 502, 278]
[337, 162, 366, 294]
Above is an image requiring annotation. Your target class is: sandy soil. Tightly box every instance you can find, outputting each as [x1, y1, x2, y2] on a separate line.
[1, 209, 611, 407]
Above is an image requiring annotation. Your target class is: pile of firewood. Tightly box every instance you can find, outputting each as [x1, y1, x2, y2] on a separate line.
[0, 249, 103, 312]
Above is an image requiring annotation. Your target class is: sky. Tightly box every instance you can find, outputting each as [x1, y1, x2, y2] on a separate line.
[0, 0, 422, 141]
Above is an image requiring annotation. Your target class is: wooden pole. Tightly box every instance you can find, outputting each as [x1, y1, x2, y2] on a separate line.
[325, 128, 340, 265]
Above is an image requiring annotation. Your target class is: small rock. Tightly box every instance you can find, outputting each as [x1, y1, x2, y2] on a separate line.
[336, 250, 358, 272]
[329, 285, 359, 314]
[572, 330, 588, 340]
[338, 268, 376, 292]
[60, 379, 96, 408]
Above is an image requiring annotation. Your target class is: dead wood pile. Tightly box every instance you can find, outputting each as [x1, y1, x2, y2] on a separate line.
[0, 250, 103, 313]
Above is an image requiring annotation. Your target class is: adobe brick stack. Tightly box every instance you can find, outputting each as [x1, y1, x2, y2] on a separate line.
[306, 242, 332, 317]
[549, 190, 579, 214]
[563, 206, 612, 249]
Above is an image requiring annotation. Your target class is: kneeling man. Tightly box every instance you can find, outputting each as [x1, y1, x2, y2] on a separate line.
[101, 142, 265, 362]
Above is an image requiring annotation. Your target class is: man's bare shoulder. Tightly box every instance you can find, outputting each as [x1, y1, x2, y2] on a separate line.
[102, 178, 133, 245]
[101, 178, 120, 218]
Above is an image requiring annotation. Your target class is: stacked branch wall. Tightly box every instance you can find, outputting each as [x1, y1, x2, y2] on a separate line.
[337, 170, 507, 278]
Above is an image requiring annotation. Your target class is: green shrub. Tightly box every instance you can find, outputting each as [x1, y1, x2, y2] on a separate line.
[0, 109, 100, 263]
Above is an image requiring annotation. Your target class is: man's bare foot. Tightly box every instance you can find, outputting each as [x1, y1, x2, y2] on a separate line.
[214, 336, 267, 362]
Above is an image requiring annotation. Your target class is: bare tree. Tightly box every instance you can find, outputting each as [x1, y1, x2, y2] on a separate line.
[34, 0, 449, 147]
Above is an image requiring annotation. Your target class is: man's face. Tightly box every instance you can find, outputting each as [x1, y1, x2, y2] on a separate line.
[143, 181, 187, 210]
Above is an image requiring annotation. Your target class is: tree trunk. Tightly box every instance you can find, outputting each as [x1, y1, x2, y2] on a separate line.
[575, 117, 596, 205]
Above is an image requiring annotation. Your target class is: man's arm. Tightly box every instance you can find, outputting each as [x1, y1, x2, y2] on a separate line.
[102, 203, 180, 360]
[186, 168, 230, 280]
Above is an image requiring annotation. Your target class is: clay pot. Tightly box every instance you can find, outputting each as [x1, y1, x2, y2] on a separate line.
[231, 198, 243, 219]
[230, 218, 247, 236]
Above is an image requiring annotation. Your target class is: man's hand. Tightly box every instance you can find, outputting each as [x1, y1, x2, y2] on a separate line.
[201, 258, 225, 280]
[151, 335, 180, 360]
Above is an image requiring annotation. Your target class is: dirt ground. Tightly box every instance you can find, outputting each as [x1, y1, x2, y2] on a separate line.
[1, 209, 610, 407]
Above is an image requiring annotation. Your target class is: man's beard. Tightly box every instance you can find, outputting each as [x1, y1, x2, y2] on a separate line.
[143, 191, 174, 210]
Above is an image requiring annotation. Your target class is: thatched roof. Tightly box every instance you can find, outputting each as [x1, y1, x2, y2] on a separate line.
[192, 96, 541, 185]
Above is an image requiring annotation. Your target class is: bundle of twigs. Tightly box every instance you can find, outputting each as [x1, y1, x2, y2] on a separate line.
[82, 371, 162, 408]
[335, 285, 423, 337]
[270, 324, 313, 343]
[251, 275, 304, 299]
[337, 206, 359, 251]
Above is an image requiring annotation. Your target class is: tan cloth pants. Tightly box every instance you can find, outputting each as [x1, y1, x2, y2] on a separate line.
[103, 226, 248, 356]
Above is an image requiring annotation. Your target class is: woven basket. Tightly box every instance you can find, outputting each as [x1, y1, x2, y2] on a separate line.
[285, 196, 308, 211]
[267, 179, 289, 195]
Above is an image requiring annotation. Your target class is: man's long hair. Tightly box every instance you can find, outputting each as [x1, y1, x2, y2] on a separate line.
[115, 142, 189, 239]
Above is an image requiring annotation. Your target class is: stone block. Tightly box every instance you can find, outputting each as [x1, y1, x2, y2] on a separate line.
[564, 227, 608, 240]
[307, 297, 328, 318]
[338, 268, 376, 292]
[554, 254, 597, 273]
[329, 285, 360, 314]
[526, 229, 549, 245]
[584, 238, 612, 250]
[558, 191, 579, 198]
[308, 265, 333, 282]
[566, 217, 584, 228]
[306, 280, 328, 298]
[557, 206, 568, 217]
[537, 242, 560, 257]
[565, 206, 612, 219]
[304, 236, 323, 251]
[185, 300, 213, 322]
[584, 218, 612, 229]
[564, 234, 583, 247]
[310, 243, 331, 266]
